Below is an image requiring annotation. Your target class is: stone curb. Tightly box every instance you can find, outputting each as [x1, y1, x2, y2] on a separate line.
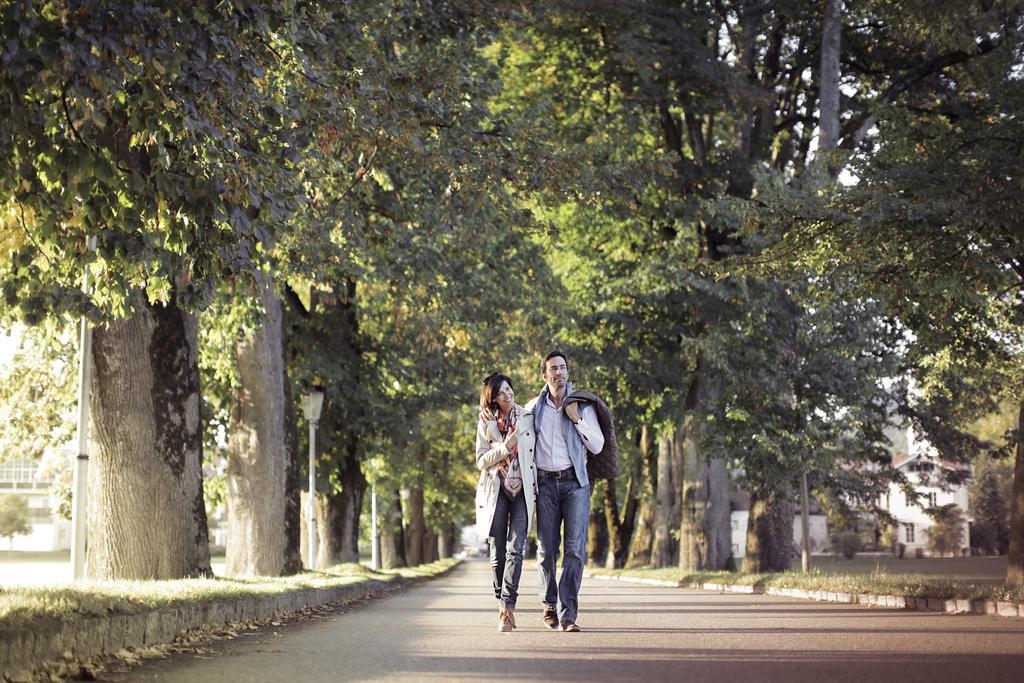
[1, 564, 458, 681]
[585, 572, 1022, 619]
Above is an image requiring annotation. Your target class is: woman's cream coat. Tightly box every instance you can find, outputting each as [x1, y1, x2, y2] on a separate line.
[475, 406, 537, 538]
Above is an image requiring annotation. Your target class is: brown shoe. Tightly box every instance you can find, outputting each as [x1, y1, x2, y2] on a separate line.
[542, 604, 559, 630]
[560, 620, 581, 632]
[498, 607, 514, 633]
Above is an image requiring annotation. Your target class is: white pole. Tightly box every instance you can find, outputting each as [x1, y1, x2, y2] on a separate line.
[800, 469, 811, 573]
[71, 237, 96, 581]
[371, 484, 378, 571]
[307, 419, 317, 570]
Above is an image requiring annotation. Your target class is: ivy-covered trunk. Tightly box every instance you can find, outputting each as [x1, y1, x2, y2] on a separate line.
[1007, 383, 1024, 586]
[226, 282, 289, 576]
[743, 490, 795, 573]
[380, 486, 407, 569]
[317, 450, 366, 565]
[626, 424, 655, 567]
[88, 294, 211, 580]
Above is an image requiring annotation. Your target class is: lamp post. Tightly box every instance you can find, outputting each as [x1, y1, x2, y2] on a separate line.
[301, 387, 324, 570]
[370, 484, 379, 571]
[71, 236, 96, 580]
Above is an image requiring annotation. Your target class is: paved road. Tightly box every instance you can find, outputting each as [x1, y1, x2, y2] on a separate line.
[106, 558, 1024, 682]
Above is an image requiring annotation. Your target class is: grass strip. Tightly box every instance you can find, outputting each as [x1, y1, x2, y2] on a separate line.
[587, 565, 1024, 603]
[0, 558, 457, 633]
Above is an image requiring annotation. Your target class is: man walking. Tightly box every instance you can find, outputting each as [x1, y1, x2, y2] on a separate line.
[523, 349, 604, 632]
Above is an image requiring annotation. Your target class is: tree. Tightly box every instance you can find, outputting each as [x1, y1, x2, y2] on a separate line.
[223, 279, 294, 576]
[0, 325, 77, 467]
[927, 503, 966, 557]
[0, 494, 31, 549]
[489, 0, 967, 573]
[1, 1, 329, 579]
[738, 1, 1024, 582]
[972, 464, 1011, 555]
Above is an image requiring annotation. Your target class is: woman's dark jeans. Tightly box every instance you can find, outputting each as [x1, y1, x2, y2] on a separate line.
[489, 487, 528, 609]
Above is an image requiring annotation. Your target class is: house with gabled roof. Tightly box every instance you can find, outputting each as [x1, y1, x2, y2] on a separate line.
[878, 426, 971, 557]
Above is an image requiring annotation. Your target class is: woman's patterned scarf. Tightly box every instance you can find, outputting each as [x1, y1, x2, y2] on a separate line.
[485, 404, 522, 498]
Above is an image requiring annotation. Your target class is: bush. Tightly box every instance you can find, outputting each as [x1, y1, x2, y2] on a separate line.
[880, 526, 898, 554]
[927, 504, 966, 557]
[970, 521, 998, 555]
[831, 531, 861, 560]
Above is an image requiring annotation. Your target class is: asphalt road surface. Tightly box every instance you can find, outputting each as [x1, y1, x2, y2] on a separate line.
[105, 558, 1024, 682]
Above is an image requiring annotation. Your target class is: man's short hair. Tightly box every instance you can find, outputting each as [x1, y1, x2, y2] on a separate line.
[542, 349, 569, 373]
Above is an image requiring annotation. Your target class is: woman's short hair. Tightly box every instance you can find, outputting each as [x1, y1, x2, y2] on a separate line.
[480, 372, 513, 412]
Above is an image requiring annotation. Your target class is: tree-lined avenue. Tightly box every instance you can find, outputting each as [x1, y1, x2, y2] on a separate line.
[105, 560, 1024, 682]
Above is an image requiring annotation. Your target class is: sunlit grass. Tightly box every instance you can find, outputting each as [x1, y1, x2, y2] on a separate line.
[0, 558, 457, 632]
[587, 565, 1024, 603]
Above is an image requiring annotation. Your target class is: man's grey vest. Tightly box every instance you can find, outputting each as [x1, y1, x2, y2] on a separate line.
[532, 382, 590, 488]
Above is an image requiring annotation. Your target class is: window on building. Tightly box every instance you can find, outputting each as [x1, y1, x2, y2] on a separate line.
[27, 507, 50, 523]
[927, 492, 937, 507]
[904, 523, 915, 543]
[0, 460, 52, 490]
[731, 519, 738, 530]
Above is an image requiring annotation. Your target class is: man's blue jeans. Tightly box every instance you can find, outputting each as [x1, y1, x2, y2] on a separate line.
[489, 487, 528, 609]
[536, 473, 590, 624]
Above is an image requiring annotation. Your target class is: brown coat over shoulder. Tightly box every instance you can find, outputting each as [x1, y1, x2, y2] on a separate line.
[563, 390, 619, 480]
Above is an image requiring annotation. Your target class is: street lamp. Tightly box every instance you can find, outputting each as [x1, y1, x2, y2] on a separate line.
[301, 387, 325, 570]
[370, 483, 379, 571]
[71, 235, 97, 580]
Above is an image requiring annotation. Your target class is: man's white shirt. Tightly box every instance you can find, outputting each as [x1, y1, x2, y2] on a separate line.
[534, 395, 605, 472]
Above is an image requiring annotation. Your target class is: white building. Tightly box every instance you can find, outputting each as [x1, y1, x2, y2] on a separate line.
[878, 427, 971, 557]
[0, 459, 70, 551]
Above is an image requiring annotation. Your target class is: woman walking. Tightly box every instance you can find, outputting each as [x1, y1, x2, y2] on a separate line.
[475, 373, 536, 632]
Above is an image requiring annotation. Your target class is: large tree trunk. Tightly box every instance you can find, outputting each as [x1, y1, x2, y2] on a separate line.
[279, 286, 310, 574]
[704, 457, 732, 568]
[679, 351, 732, 571]
[405, 487, 427, 566]
[605, 477, 637, 568]
[1006, 382, 1024, 586]
[651, 432, 676, 567]
[317, 447, 366, 566]
[588, 480, 609, 565]
[380, 486, 407, 569]
[281, 339, 303, 575]
[226, 282, 289, 576]
[423, 530, 439, 563]
[88, 294, 211, 580]
[626, 424, 655, 567]
[679, 413, 708, 572]
[438, 522, 456, 559]
[743, 490, 795, 573]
